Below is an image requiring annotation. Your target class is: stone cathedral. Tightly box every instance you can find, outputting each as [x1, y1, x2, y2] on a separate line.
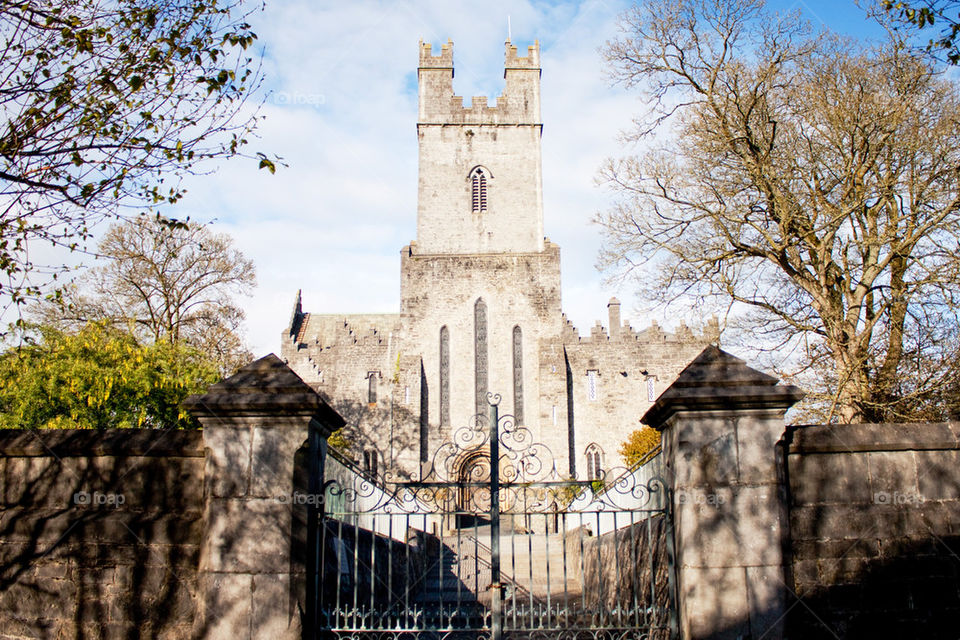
[281, 40, 716, 482]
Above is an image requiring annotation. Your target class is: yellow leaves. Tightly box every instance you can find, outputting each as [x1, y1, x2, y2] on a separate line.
[619, 426, 662, 466]
[0, 321, 220, 429]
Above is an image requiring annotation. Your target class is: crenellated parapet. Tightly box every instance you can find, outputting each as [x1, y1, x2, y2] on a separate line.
[418, 39, 541, 125]
[562, 301, 721, 346]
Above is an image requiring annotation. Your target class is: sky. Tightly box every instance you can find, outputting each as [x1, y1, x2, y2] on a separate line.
[71, 0, 895, 357]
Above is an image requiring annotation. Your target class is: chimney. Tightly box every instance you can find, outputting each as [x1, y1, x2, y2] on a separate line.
[607, 297, 621, 341]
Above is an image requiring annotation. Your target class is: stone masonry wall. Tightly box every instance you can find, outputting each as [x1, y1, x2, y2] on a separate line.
[0, 429, 204, 639]
[417, 40, 543, 255]
[785, 422, 960, 639]
[563, 314, 716, 481]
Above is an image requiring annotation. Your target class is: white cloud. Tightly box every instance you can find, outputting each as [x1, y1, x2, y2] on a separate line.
[9, 0, 879, 356]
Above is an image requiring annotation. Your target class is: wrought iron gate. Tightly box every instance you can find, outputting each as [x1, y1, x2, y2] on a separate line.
[312, 394, 677, 639]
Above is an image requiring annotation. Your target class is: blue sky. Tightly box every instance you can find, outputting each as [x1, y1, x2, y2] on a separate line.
[141, 0, 894, 356]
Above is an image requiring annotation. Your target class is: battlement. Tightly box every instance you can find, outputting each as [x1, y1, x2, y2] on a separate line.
[418, 39, 541, 125]
[419, 39, 453, 69]
[504, 40, 540, 71]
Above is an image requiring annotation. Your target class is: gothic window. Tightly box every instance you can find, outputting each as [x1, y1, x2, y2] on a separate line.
[440, 325, 450, 426]
[366, 371, 379, 404]
[587, 369, 599, 402]
[470, 167, 488, 213]
[512, 325, 524, 424]
[647, 377, 656, 402]
[363, 449, 378, 479]
[586, 444, 603, 481]
[475, 298, 488, 418]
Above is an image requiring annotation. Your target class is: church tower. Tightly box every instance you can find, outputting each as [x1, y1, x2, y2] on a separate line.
[416, 40, 544, 254]
[401, 40, 565, 454]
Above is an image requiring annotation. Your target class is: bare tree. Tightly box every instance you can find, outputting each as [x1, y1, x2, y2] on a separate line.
[0, 0, 274, 317]
[596, 0, 960, 422]
[884, 0, 960, 63]
[39, 214, 255, 374]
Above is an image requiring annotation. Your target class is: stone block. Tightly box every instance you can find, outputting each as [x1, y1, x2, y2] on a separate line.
[680, 566, 752, 640]
[676, 485, 783, 569]
[733, 415, 783, 484]
[252, 573, 301, 639]
[789, 452, 873, 505]
[196, 573, 252, 640]
[202, 498, 293, 573]
[250, 425, 308, 499]
[673, 427, 737, 488]
[916, 450, 960, 501]
[203, 426, 252, 498]
[745, 564, 786, 639]
[867, 451, 919, 498]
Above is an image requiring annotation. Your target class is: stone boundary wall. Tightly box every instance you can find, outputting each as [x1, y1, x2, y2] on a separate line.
[784, 422, 960, 639]
[0, 429, 204, 639]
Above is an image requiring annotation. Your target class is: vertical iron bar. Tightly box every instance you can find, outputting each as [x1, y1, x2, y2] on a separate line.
[370, 513, 377, 622]
[596, 511, 604, 629]
[488, 398, 502, 640]
[665, 486, 680, 638]
[403, 515, 410, 631]
[335, 519, 344, 630]
[613, 511, 621, 628]
[456, 515, 463, 625]
[545, 512, 552, 629]
[387, 515, 394, 630]
[510, 511, 517, 630]
[646, 512, 655, 628]
[352, 519, 360, 629]
[578, 513, 586, 621]
[561, 511, 569, 631]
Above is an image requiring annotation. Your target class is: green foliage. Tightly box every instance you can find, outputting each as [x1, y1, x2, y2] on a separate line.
[0, 322, 219, 429]
[0, 1, 278, 313]
[619, 427, 661, 467]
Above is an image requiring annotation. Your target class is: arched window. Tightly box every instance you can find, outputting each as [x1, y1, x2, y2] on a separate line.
[469, 167, 488, 213]
[474, 298, 488, 418]
[586, 444, 603, 481]
[440, 325, 450, 426]
[512, 325, 523, 424]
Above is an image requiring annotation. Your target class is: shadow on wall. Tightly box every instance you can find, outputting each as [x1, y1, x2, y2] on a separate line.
[785, 422, 960, 639]
[0, 429, 203, 639]
[325, 398, 422, 482]
[788, 533, 960, 639]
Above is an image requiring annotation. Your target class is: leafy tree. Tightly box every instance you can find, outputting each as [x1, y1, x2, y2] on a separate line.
[0, 322, 219, 429]
[36, 214, 255, 375]
[0, 0, 273, 314]
[619, 427, 661, 466]
[598, 0, 960, 423]
[884, 0, 960, 62]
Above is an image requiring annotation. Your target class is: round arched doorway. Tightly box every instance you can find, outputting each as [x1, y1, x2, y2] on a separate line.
[456, 451, 491, 527]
